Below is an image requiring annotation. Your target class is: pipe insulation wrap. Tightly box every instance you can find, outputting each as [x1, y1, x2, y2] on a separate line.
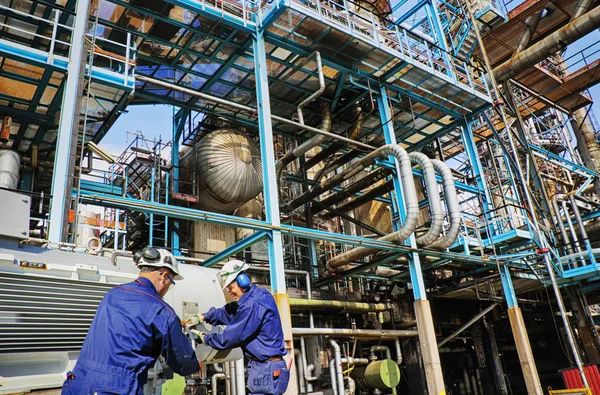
[409, 152, 444, 246]
[426, 159, 462, 249]
[194, 129, 263, 213]
[325, 145, 419, 271]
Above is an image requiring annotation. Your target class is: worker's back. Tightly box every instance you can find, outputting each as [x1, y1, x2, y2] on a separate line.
[61, 277, 198, 394]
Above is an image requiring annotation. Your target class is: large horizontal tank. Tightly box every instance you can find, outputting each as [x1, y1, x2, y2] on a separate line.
[0, 242, 241, 394]
[188, 129, 263, 213]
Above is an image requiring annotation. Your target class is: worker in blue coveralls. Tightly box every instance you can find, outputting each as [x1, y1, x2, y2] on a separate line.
[61, 247, 200, 394]
[186, 259, 290, 395]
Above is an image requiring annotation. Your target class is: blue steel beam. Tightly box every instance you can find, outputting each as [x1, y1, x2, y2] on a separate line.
[163, 0, 255, 32]
[202, 231, 269, 267]
[253, 29, 287, 294]
[48, 0, 91, 243]
[379, 87, 427, 301]
[499, 264, 518, 308]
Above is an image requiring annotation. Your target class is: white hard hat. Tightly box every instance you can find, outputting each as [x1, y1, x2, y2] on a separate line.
[134, 247, 184, 281]
[218, 260, 249, 289]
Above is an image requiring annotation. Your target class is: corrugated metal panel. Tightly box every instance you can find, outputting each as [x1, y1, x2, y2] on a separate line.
[0, 272, 113, 353]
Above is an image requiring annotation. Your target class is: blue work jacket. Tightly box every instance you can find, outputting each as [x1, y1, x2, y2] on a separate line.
[203, 284, 286, 361]
[62, 277, 199, 394]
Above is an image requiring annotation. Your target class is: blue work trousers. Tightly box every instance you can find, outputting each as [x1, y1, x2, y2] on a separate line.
[247, 359, 290, 395]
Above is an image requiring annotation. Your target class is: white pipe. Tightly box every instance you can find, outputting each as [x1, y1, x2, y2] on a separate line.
[235, 358, 245, 395]
[330, 340, 346, 395]
[409, 152, 444, 246]
[329, 359, 339, 395]
[296, 52, 325, 125]
[212, 372, 226, 394]
[326, 145, 419, 271]
[295, 349, 307, 393]
[301, 337, 317, 391]
[229, 360, 237, 395]
[427, 159, 461, 249]
[345, 376, 356, 395]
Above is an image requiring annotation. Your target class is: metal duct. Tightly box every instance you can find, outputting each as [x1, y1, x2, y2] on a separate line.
[276, 103, 332, 183]
[195, 129, 263, 213]
[409, 152, 444, 246]
[493, 6, 600, 83]
[426, 159, 461, 249]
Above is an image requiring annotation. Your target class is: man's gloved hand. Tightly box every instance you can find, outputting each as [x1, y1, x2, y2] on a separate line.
[185, 313, 204, 326]
[190, 329, 206, 344]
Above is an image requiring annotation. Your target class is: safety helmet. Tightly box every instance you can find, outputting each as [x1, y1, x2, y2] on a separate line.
[218, 260, 249, 289]
[133, 247, 184, 281]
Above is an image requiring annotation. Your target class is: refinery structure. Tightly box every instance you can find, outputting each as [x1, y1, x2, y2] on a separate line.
[0, 0, 600, 391]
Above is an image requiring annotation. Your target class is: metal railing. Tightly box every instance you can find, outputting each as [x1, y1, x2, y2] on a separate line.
[291, 0, 490, 97]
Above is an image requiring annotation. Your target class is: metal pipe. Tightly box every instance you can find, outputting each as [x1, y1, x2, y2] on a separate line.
[323, 145, 419, 270]
[300, 337, 317, 391]
[409, 153, 444, 246]
[283, 144, 416, 213]
[314, 168, 389, 215]
[135, 74, 374, 150]
[370, 345, 392, 360]
[514, 11, 543, 54]
[493, 6, 600, 83]
[345, 376, 356, 395]
[394, 339, 403, 365]
[235, 358, 245, 395]
[229, 360, 237, 395]
[574, 0, 594, 18]
[552, 199, 574, 256]
[276, 102, 332, 183]
[562, 200, 584, 257]
[426, 159, 461, 249]
[290, 298, 392, 312]
[293, 328, 419, 338]
[438, 303, 498, 347]
[329, 359, 339, 395]
[212, 372, 226, 394]
[321, 180, 394, 219]
[294, 349, 307, 393]
[330, 340, 346, 395]
[569, 195, 591, 250]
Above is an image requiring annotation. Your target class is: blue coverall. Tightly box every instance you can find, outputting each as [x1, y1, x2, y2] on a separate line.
[62, 277, 199, 395]
[203, 284, 289, 395]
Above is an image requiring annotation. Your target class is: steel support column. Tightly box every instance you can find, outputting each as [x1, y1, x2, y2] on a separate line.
[379, 87, 446, 394]
[499, 264, 544, 394]
[252, 29, 297, 395]
[171, 108, 187, 255]
[48, 0, 91, 242]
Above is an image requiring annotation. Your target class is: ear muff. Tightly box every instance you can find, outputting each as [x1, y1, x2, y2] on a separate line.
[236, 272, 251, 289]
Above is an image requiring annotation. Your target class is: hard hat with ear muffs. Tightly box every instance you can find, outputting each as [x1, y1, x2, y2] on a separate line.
[134, 247, 184, 281]
[218, 260, 251, 290]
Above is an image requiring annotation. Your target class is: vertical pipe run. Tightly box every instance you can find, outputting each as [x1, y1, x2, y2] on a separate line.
[235, 358, 245, 395]
[553, 199, 575, 256]
[330, 340, 345, 395]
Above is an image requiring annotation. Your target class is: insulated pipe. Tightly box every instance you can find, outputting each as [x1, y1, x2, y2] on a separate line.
[282, 144, 418, 214]
[514, 11, 543, 54]
[330, 359, 339, 395]
[552, 199, 575, 256]
[562, 200, 584, 257]
[276, 103, 332, 183]
[493, 6, 600, 83]
[346, 376, 356, 395]
[289, 298, 392, 312]
[295, 52, 325, 126]
[300, 337, 317, 391]
[293, 328, 419, 338]
[409, 152, 444, 246]
[135, 74, 374, 151]
[330, 340, 346, 395]
[229, 360, 237, 395]
[574, 0, 595, 18]
[427, 159, 462, 249]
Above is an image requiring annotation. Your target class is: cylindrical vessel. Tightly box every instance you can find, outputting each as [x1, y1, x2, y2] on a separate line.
[353, 359, 401, 390]
[193, 129, 263, 213]
[0, 150, 20, 189]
